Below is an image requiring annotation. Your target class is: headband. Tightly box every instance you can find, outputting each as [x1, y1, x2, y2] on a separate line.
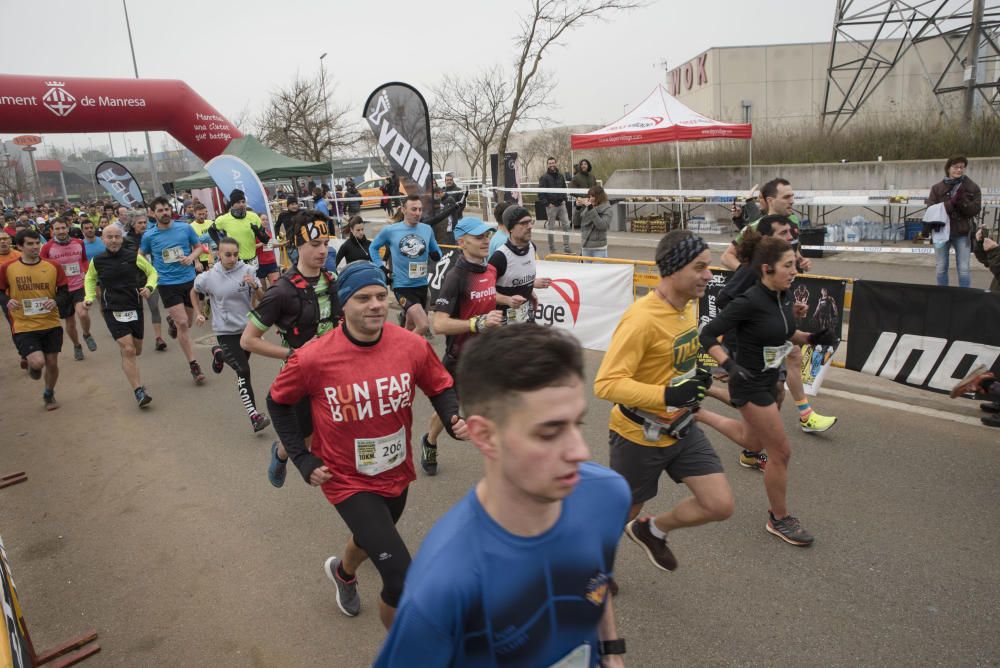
[657, 235, 709, 276]
[337, 261, 387, 304]
[295, 218, 331, 246]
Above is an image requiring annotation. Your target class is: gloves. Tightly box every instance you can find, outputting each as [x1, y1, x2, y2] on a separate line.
[664, 377, 707, 409]
[722, 358, 752, 383]
[694, 365, 714, 391]
[808, 328, 839, 347]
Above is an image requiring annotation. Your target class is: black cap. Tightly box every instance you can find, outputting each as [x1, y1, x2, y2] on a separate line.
[229, 189, 246, 204]
[501, 205, 532, 229]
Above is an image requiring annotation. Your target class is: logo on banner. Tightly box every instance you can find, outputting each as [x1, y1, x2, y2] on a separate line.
[542, 279, 581, 325]
[860, 332, 1000, 392]
[96, 167, 141, 207]
[42, 81, 76, 117]
[368, 91, 431, 187]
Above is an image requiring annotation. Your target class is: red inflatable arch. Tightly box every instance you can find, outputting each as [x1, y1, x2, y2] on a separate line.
[0, 74, 242, 161]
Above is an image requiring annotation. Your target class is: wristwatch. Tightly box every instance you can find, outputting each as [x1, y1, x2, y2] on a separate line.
[599, 639, 626, 656]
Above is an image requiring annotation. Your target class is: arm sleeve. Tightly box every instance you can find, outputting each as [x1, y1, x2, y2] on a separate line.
[369, 230, 387, 269]
[267, 354, 325, 482]
[698, 295, 753, 352]
[253, 222, 271, 245]
[84, 263, 98, 302]
[373, 603, 455, 668]
[428, 388, 460, 439]
[487, 251, 507, 278]
[136, 254, 158, 290]
[593, 316, 668, 412]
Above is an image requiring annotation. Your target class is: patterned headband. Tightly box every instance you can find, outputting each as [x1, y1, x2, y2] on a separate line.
[658, 235, 709, 276]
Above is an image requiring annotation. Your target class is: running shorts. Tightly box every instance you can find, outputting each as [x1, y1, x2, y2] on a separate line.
[102, 308, 144, 341]
[334, 489, 410, 607]
[729, 368, 781, 408]
[158, 281, 194, 309]
[58, 288, 85, 318]
[393, 287, 427, 313]
[256, 262, 279, 280]
[13, 326, 64, 358]
[609, 427, 723, 505]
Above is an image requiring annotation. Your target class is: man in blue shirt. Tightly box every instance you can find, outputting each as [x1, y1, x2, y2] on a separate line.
[369, 194, 442, 337]
[80, 220, 106, 260]
[140, 196, 206, 384]
[375, 324, 630, 668]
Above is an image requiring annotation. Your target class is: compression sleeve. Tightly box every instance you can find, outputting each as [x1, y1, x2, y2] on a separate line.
[253, 223, 271, 245]
[207, 223, 222, 245]
[136, 254, 158, 290]
[593, 316, 668, 412]
[83, 262, 99, 303]
[428, 388, 460, 439]
[267, 394, 324, 483]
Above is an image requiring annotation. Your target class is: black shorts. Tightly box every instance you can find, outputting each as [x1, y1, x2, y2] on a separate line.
[256, 263, 279, 279]
[393, 287, 427, 313]
[58, 288, 85, 319]
[294, 395, 314, 438]
[729, 369, 781, 408]
[158, 281, 194, 309]
[13, 327, 64, 358]
[102, 309, 144, 341]
[334, 489, 410, 607]
[609, 427, 723, 505]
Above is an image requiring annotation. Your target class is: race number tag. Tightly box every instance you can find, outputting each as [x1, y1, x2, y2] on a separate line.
[408, 262, 427, 279]
[548, 644, 591, 668]
[506, 302, 531, 323]
[113, 310, 138, 323]
[763, 342, 795, 370]
[354, 427, 406, 476]
[264, 239, 275, 251]
[64, 262, 81, 276]
[162, 246, 185, 263]
[22, 298, 49, 316]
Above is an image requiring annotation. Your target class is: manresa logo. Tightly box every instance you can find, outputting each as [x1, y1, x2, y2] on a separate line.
[42, 81, 76, 117]
[535, 279, 580, 325]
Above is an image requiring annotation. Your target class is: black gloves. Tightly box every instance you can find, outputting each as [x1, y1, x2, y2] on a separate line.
[722, 358, 752, 383]
[664, 377, 707, 409]
[808, 328, 839, 347]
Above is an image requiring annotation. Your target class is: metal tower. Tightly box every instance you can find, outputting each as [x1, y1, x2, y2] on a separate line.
[822, 0, 1000, 131]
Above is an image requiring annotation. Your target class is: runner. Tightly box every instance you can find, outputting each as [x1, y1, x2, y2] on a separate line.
[140, 196, 206, 384]
[124, 210, 168, 352]
[375, 324, 630, 668]
[0, 229, 69, 410]
[189, 203, 216, 272]
[266, 260, 467, 629]
[241, 211, 342, 487]
[192, 237, 270, 433]
[80, 220, 106, 261]
[334, 216, 373, 266]
[0, 231, 21, 265]
[41, 218, 96, 361]
[214, 189, 269, 265]
[254, 213, 281, 289]
[83, 224, 158, 408]
[699, 234, 838, 546]
[421, 217, 502, 476]
[488, 205, 552, 324]
[594, 230, 734, 572]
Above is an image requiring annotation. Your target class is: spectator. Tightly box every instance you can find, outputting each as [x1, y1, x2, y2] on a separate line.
[345, 178, 361, 216]
[973, 226, 1000, 293]
[312, 187, 330, 218]
[571, 158, 598, 230]
[538, 157, 571, 255]
[579, 185, 611, 258]
[926, 156, 981, 288]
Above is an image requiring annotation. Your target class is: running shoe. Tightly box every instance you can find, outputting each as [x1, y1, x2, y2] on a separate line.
[83, 333, 97, 352]
[189, 360, 206, 385]
[324, 556, 361, 617]
[211, 345, 225, 374]
[28, 367, 41, 381]
[981, 402, 1000, 415]
[268, 441, 287, 488]
[155, 337, 168, 351]
[800, 412, 837, 433]
[251, 413, 271, 433]
[766, 512, 814, 547]
[739, 449, 768, 471]
[983, 413, 1000, 428]
[420, 433, 438, 476]
[624, 517, 678, 572]
[134, 387, 152, 409]
[19, 358, 27, 370]
[167, 315, 178, 339]
[950, 365, 994, 398]
[73, 344, 84, 361]
[42, 390, 59, 411]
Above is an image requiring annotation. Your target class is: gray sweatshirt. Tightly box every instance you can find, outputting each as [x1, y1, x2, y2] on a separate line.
[192, 261, 260, 334]
[579, 201, 611, 249]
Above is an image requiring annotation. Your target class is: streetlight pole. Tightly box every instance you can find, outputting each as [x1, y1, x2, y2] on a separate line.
[319, 53, 337, 196]
[122, 0, 161, 197]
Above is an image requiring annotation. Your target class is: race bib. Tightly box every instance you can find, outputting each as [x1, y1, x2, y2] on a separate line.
[505, 301, 531, 323]
[548, 644, 591, 668]
[354, 427, 406, 476]
[22, 298, 49, 316]
[161, 246, 185, 263]
[264, 239, 275, 251]
[64, 262, 81, 276]
[763, 342, 795, 370]
[408, 262, 427, 279]
[113, 310, 138, 323]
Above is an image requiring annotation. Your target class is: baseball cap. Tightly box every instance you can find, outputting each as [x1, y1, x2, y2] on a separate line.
[454, 217, 492, 239]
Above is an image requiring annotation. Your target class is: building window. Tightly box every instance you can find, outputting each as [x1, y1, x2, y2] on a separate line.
[741, 100, 752, 124]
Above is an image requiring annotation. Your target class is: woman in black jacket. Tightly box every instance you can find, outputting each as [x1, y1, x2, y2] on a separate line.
[335, 216, 372, 266]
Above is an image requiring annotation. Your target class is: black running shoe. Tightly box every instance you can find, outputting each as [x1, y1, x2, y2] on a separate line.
[43, 391, 59, 411]
[155, 337, 167, 351]
[135, 387, 152, 408]
[420, 433, 438, 476]
[625, 517, 678, 571]
[766, 512, 815, 547]
[28, 367, 41, 381]
[983, 413, 1000, 428]
[189, 360, 206, 385]
[980, 402, 1000, 415]
[211, 345, 224, 373]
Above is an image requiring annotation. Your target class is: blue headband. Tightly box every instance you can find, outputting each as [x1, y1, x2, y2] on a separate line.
[337, 261, 387, 304]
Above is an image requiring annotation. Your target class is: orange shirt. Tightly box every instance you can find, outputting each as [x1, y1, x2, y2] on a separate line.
[0, 258, 67, 333]
[0, 250, 21, 265]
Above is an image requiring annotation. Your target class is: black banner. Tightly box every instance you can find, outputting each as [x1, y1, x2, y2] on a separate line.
[846, 281, 1000, 394]
[490, 152, 520, 204]
[1, 535, 31, 667]
[363, 82, 434, 214]
[94, 160, 145, 209]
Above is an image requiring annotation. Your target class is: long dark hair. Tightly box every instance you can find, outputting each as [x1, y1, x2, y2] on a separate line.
[738, 231, 792, 277]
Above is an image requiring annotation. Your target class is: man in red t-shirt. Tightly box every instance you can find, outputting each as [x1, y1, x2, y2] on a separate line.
[40, 218, 95, 360]
[266, 260, 467, 631]
[421, 217, 503, 476]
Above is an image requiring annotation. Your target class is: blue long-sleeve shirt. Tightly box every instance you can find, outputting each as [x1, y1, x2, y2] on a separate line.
[369, 222, 441, 289]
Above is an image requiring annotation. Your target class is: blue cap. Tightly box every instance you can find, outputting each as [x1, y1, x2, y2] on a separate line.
[454, 217, 492, 239]
[336, 261, 387, 304]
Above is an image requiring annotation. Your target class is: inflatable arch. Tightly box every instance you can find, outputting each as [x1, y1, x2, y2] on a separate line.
[0, 74, 242, 161]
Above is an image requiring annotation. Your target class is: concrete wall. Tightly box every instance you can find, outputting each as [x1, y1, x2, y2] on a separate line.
[606, 156, 1000, 192]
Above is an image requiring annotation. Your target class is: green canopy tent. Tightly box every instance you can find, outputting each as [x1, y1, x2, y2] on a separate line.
[172, 135, 331, 190]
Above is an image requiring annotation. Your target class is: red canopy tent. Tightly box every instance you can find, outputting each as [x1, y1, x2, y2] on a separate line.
[570, 84, 752, 188]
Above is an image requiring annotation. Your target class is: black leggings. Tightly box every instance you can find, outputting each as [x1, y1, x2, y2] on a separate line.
[215, 333, 258, 417]
[334, 489, 410, 607]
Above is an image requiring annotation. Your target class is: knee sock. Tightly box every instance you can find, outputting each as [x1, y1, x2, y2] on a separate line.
[795, 398, 813, 421]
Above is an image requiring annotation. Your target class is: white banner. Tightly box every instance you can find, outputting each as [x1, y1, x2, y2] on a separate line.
[533, 260, 633, 351]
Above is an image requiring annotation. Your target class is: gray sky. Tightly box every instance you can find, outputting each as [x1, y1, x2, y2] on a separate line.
[1, 0, 835, 160]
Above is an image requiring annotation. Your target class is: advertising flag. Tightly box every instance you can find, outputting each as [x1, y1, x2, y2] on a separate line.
[95, 160, 146, 209]
[204, 155, 273, 236]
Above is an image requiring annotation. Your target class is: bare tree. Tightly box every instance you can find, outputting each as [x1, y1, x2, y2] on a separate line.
[495, 0, 643, 189]
[520, 126, 574, 181]
[231, 103, 255, 134]
[255, 73, 359, 162]
[431, 125, 460, 172]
